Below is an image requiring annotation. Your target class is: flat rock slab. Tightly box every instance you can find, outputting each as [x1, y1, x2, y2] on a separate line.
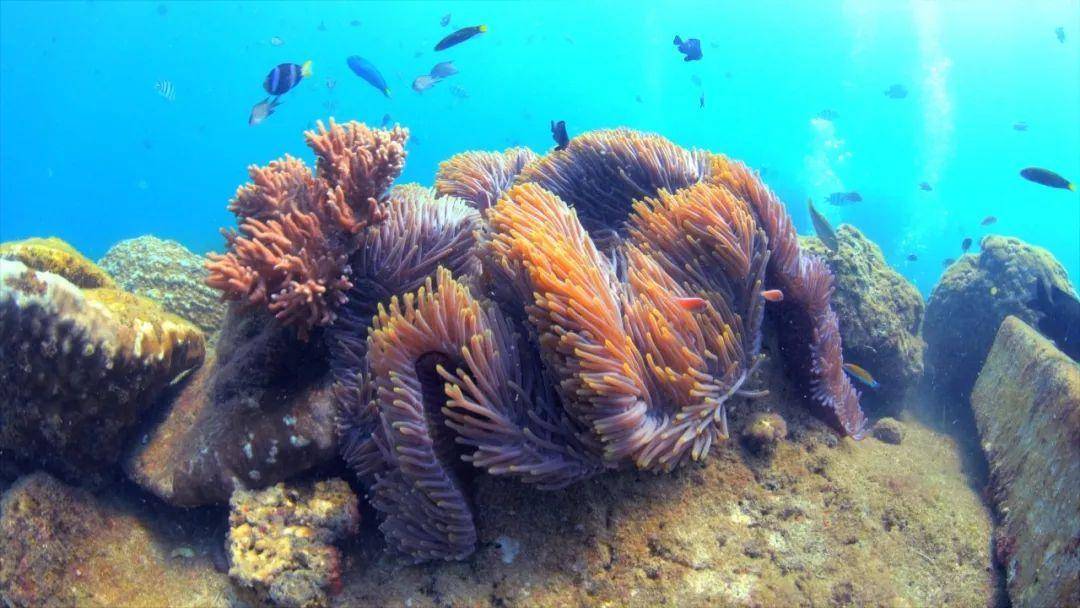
[972, 315, 1080, 608]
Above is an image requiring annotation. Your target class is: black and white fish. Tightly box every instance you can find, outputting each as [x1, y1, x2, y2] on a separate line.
[154, 79, 175, 101]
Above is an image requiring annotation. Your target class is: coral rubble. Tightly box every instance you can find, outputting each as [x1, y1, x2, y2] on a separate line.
[206, 120, 407, 338]
[971, 316, 1080, 608]
[99, 235, 227, 336]
[228, 479, 360, 608]
[435, 147, 538, 210]
[924, 235, 1074, 403]
[0, 258, 204, 480]
[802, 225, 925, 414]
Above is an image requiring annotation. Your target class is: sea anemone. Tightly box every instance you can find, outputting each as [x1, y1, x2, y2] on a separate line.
[206, 120, 407, 338]
[434, 148, 538, 210]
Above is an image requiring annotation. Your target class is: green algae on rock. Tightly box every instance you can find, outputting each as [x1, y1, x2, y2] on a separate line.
[971, 316, 1080, 608]
[228, 479, 360, 608]
[0, 236, 116, 289]
[802, 225, 925, 415]
[0, 259, 205, 480]
[0, 472, 234, 608]
[924, 235, 1074, 404]
[98, 235, 227, 336]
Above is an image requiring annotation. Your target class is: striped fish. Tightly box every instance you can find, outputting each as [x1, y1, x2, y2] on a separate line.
[154, 79, 175, 101]
[263, 60, 312, 95]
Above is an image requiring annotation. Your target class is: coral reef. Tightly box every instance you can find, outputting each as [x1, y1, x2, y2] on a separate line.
[802, 225, 925, 414]
[0, 236, 116, 288]
[0, 472, 233, 607]
[206, 120, 407, 337]
[434, 147, 538, 210]
[0, 258, 204, 480]
[871, 417, 905, 445]
[971, 316, 1080, 608]
[924, 234, 1074, 403]
[228, 479, 360, 608]
[709, 155, 867, 438]
[99, 235, 227, 335]
[126, 306, 337, 506]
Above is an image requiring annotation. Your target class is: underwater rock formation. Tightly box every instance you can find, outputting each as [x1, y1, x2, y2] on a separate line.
[434, 147, 538, 210]
[99, 235, 227, 336]
[0, 236, 116, 289]
[971, 316, 1080, 608]
[206, 120, 407, 338]
[0, 258, 205, 480]
[802, 225, 925, 414]
[924, 235, 1074, 403]
[0, 472, 233, 607]
[228, 479, 360, 608]
[126, 306, 338, 506]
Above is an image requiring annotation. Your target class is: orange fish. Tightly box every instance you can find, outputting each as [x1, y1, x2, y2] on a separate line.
[761, 289, 784, 302]
[674, 296, 708, 313]
[842, 363, 879, 388]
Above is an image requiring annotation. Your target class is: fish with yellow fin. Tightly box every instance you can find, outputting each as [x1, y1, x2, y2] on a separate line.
[842, 363, 879, 389]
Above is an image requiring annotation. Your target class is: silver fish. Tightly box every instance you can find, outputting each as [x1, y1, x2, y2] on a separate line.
[249, 96, 281, 126]
[412, 74, 440, 93]
[808, 199, 838, 252]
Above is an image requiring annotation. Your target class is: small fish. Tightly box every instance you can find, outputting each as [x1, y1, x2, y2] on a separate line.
[263, 60, 312, 95]
[449, 84, 469, 98]
[270, 36, 284, 47]
[157, 3, 168, 16]
[325, 78, 336, 90]
[906, 254, 918, 262]
[1012, 121, 1028, 132]
[412, 74, 440, 93]
[440, 13, 451, 27]
[170, 547, 195, 559]
[429, 61, 458, 79]
[323, 99, 337, 112]
[699, 93, 705, 109]
[990, 286, 999, 296]
[1055, 26, 1065, 43]
[918, 181, 932, 191]
[817, 109, 839, 121]
[1020, 167, 1075, 191]
[942, 258, 956, 267]
[826, 191, 862, 206]
[551, 120, 569, 151]
[248, 96, 281, 126]
[673, 35, 702, 61]
[154, 79, 175, 101]
[842, 363, 879, 388]
[980, 215, 997, 226]
[674, 296, 709, 313]
[761, 289, 784, 302]
[347, 56, 390, 97]
[350, 19, 361, 27]
[883, 84, 908, 99]
[961, 237, 972, 252]
[635, 94, 643, 103]
[317, 20, 327, 32]
[435, 25, 487, 51]
[380, 113, 392, 128]
[691, 74, 702, 87]
[807, 199, 838, 252]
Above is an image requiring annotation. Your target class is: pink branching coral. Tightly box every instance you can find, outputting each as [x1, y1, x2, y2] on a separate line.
[206, 120, 408, 337]
[434, 148, 538, 210]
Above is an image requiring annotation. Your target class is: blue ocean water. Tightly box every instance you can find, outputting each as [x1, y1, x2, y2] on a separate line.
[1, 1, 1076, 294]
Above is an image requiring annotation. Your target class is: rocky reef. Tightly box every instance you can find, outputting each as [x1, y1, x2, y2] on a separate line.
[802, 225, 925, 414]
[99, 235, 227, 336]
[971, 316, 1080, 608]
[0, 236, 116, 289]
[228, 479, 360, 608]
[0, 254, 204, 481]
[924, 235, 1074, 404]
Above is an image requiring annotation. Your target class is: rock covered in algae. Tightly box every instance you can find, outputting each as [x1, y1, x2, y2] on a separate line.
[126, 306, 337, 506]
[228, 478, 360, 608]
[0, 471, 233, 608]
[98, 235, 226, 335]
[971, 316, 1080, 608]
[741, 412, 788, 456]
[0, 236, 116, 289]
[0, 258, 205, 480]
[924, 234, 1073, 402]
[802, 225, 925, 414]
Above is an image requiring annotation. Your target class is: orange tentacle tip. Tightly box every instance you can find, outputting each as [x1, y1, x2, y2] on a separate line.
[761, 289, 784, 302]
[673, 296, 709, 313]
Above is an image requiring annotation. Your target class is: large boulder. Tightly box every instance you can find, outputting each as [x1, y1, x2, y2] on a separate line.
[924, 235, 1073, 403]
[802, 225, 925, 414]
[971, 316, 1080, 608]
[98, 235, 227, 336]
[0, 236, 116, 289]
[0, 472, 233, 607]
[126, 307, 338, 506]
[0, 258, 205, 481]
